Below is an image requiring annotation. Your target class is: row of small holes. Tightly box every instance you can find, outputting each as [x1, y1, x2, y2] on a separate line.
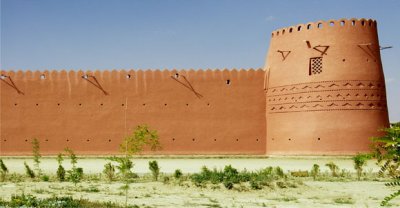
[271, 138, 321, 141]
[13, 139, 113, 142]
[171, 138, 259, 142]
[13, 103, 212, 107]
[4, 138, 259, 142]
[273, 20, 375, 37]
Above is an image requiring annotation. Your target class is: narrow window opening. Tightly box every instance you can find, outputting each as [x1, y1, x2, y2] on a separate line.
[66, 139, 70, 142]
[126, 74, 131, 79]
[192, 138, 195, 141]
[172, 138, 175, 141]
[79, 103, 82, 106]
[318, 138, 321, 141]
[82, 75, 89, 79]
[317, 23, 323, 28]
[342, 59, 346, 62]
[277, 31, 279, 36]
[351, 20, 356, 26]
[340, 21, 345, 26]
[25, 139, 28, 142]
[307, 24, 312, 29]
[142, 103, 146, 106]
[45, 139, 48, 142]
[86, 139, 90, 142]
[36, 103, 39, 106]
[361, 21, 365, 26]
[57, 103, 60, 106]
[226, 79, 231, 85]
[282, 29, 285, 35]
[186, 103, 189, 106]
[256, 139, 259, 142]
[164, 103, 167, 106]
[100, 103, 103, 106]
[236, 139, 239, 142]
[174, 73, 179, 78]
[122, 103, 125, 106]
[288, 138, 292, 141]
[40, 74, 46, 79]
[214, 139, 217, 142]
[297, 26, 302, 31]
[329, 22, 334, 26]
[289, 28, 293, 33]
[14, 103, 18, 106]
[108, 139, 111, 142]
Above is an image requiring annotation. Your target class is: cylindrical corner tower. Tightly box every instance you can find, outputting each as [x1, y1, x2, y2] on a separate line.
[264, 18, 390, 155]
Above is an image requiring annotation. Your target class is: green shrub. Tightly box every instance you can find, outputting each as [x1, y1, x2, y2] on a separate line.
[56, 153, 65, 181]
[250, 179, 262, 190]
[57, 165, 66, 182]
[24, 162, 35, 178]
[148, 160, 160, 181]
[41, 175, 50, 182]
[31, 138, 42, 176]
[0, 193, 133, 207]
[310, 164, 320, 180]
[353, 153, 371, 180]
[274, 167, 285, 178]
[68, 167, 83, 186]
[223, 180, 234, 189]
[103, 162, 115, 182]
[174, 169, 183, 179]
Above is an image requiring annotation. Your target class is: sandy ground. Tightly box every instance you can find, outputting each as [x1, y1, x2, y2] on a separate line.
[0, 180, 399, 207]
[0, 157, 380, 174]
[1, 157, 398, 207]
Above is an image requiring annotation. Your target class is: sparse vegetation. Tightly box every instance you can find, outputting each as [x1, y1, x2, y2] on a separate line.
[148, 160, 160, 181]
[353, 153, 371, 180]
[310, 164, 320, 180]
[174, 169, 183, 179]
[103, 162, 116, 182]
[0, 159, 8, 181]
[24, 162, 35, 178]
[65, 148, 83, 186]
[31, 138, 42, 177]
[56, 153, 66, 181]
[0, 194, 137, 208]
[325, 162, 339, 177]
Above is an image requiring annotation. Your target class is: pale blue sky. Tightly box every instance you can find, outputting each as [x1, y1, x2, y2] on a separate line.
[1, 0, 399, 121]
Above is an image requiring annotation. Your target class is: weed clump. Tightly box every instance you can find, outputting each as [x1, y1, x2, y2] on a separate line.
[148, 160, 160, 181]
[190, 165, 290, 190]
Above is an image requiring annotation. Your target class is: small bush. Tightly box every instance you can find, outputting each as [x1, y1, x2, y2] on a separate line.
[57, 165, 66, 181]
[103, 162, 116, 182]
[41, 175, 50, 182]
[174, 169, 183, 179]
[24, 162, 35, 178]
[223, 180, 234, 189]
[163, 176, 170, 184]
[353, 153, 371, 180]
[0, 159, 8, 181]
[325, 162, 339, 177]
[310, 164, 320, 180]
[68, 167, 83, 186]
[148, 160, 160, 181]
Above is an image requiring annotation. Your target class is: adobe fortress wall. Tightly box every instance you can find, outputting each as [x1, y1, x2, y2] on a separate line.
[264, 18, 389, 154]
[0, 18, 390, 155]
[0, 69, 266, 155]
